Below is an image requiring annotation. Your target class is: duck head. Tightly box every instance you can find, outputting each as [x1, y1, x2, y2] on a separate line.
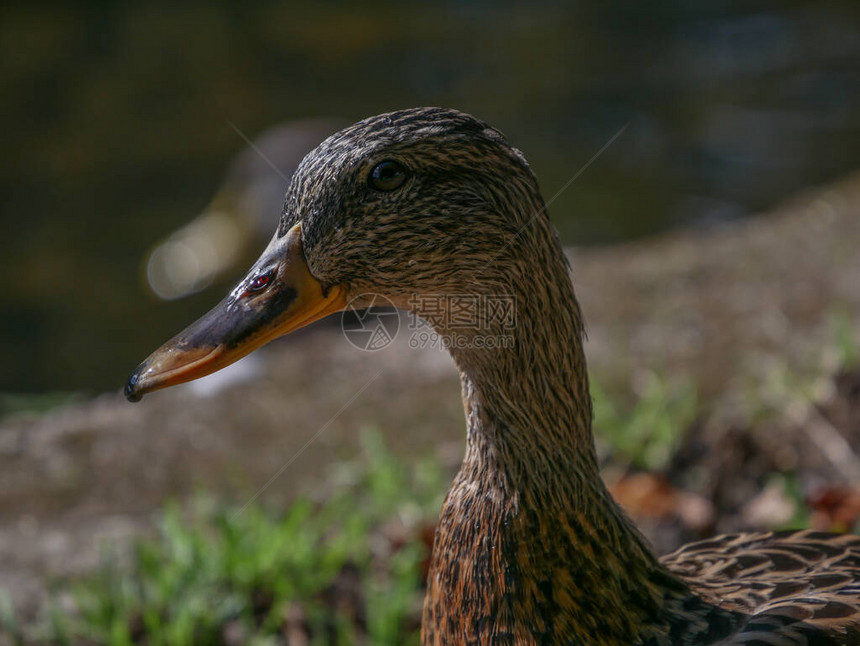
[125, 107, 549, 401]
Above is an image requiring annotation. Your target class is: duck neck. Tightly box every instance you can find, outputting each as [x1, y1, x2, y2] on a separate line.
[441, 223, 605, 503]
[422, 224, 686, 643]
[447, 244, 657, 558]
[453, 259, 597, 486]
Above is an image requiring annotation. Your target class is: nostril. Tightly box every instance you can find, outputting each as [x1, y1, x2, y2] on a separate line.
[242, 269, 275, 297]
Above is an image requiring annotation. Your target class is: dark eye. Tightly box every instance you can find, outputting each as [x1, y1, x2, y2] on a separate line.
[244, 270, 274, 295]
[369, 160, 408, 191]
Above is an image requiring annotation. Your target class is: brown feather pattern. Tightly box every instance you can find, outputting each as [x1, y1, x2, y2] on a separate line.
[266, 107, 860, 644]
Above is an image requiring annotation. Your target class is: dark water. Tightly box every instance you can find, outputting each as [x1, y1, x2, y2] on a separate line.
[1, 2, 859, 395]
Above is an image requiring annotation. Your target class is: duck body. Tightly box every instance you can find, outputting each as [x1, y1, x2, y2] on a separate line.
[423, 438, 692, 645]
[125, 107, 860, 645]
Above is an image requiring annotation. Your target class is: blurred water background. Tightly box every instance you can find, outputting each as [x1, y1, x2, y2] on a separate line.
[1, 2, 859, 395]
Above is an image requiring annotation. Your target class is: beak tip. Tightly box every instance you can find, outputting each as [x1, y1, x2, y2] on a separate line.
[124, 371, 143, 403]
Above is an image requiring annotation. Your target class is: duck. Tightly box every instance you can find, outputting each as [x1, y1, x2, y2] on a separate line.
[144, 119, 344, 300]
[125, 107, 860, 645]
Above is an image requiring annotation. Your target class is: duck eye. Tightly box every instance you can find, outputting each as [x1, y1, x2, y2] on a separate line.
[244, 270, 274, 296]
[369, 160, 408, 191]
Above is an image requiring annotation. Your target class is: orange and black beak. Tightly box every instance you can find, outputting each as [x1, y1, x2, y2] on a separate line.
[124, 223, 346, 402]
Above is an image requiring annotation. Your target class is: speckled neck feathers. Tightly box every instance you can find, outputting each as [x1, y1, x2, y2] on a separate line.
[418, 163, 694, 645]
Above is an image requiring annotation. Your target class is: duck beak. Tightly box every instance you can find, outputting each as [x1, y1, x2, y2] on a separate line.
[124, 223, 346, 402]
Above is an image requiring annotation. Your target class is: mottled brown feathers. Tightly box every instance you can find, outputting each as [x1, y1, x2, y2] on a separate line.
[663, 530, 860, 644]
[280, 108, 860, 644]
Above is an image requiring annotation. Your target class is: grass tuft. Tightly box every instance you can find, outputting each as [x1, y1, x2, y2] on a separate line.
[21, 430, 444, 645]
[592, 372, 698, 472]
